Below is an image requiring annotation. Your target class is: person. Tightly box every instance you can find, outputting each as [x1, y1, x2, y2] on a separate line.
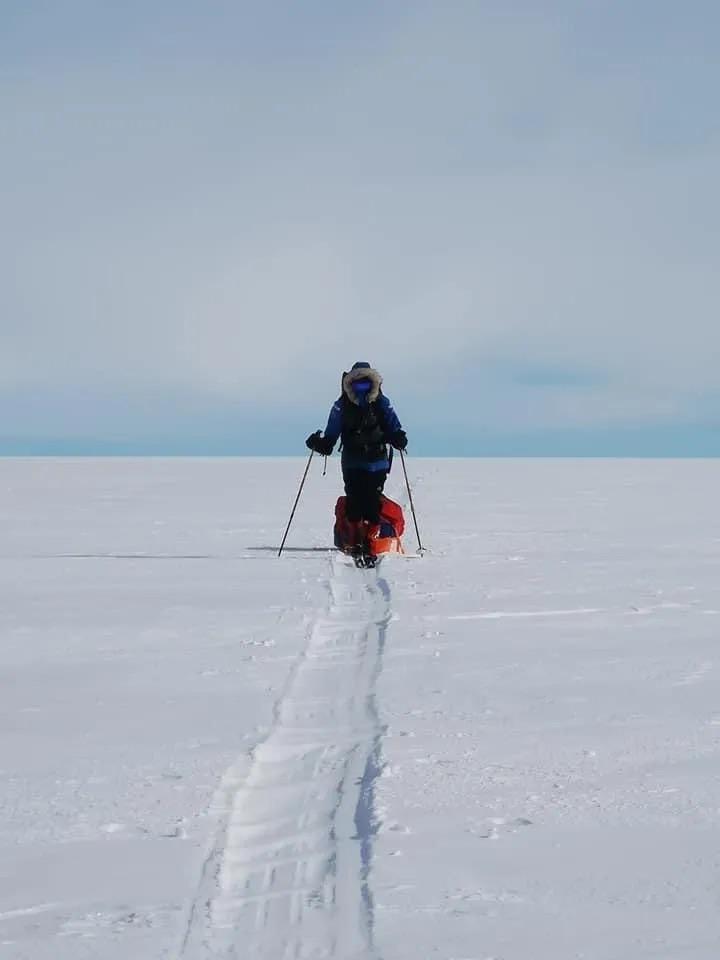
[306, 362, 408, 532]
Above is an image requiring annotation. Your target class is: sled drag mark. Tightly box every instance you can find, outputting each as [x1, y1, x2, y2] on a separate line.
[182, 556, 390, 959]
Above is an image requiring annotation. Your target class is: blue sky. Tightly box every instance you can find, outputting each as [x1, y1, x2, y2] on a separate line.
[2, 1, 719, 455]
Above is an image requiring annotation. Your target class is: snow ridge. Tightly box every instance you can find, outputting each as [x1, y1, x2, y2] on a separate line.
[181, 555, 390, 959]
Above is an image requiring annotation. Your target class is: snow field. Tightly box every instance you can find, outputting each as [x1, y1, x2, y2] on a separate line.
[2, 457, 720, 959]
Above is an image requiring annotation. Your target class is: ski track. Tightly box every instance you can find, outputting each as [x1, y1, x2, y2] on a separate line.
[447, 607, 605, 621]
[181, 554, 391, 960]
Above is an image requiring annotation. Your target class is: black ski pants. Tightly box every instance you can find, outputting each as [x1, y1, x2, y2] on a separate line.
[343, 467, 387, 523]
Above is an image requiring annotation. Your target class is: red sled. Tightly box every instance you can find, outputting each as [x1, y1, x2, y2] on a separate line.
[334, 495, 405, 557]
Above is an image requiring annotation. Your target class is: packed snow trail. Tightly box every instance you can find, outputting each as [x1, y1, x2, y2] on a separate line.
[181, 555, 390, 959]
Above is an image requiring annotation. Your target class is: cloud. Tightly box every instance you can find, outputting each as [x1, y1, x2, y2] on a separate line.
[1, 1, 719, 446]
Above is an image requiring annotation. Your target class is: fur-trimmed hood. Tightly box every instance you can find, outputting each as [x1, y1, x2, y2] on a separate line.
[342, 365, 383, 405]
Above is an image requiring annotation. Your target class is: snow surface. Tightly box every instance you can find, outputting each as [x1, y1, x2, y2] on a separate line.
[2, 457, 720, 960]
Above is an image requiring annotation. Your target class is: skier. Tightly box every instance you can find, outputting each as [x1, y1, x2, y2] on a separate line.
[306, 362, 407, 549]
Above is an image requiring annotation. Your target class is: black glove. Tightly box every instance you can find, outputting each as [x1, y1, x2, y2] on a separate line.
[389, 429, 408, 451]
[306, 430, 334, 455]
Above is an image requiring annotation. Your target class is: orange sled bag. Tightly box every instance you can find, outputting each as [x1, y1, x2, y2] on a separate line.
[334, 495, 405, 556]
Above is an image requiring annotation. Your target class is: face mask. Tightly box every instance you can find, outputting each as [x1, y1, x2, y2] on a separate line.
[353, 379, 372, 404]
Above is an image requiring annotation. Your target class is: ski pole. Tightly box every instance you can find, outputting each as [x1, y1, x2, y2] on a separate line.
[399, 449, 424, 554]
[278, 451, 314, 557]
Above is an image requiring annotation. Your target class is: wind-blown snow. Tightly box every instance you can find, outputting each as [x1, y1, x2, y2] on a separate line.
[1, 457, 719, 959]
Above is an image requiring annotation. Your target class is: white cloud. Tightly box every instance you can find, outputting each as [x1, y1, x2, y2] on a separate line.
[1, 2, 718, 435]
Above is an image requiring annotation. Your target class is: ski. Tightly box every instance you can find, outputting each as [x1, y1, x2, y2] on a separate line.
[352, 551, 379, 569]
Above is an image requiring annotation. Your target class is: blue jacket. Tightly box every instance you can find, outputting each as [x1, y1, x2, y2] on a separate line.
[324, 394, 402, 472]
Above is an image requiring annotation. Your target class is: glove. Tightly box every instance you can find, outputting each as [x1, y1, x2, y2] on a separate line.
[306, 430, 334, 455]
[389, 429, 408, 451]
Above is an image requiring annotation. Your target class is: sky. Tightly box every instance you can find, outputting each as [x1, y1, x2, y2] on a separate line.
[2, 1, 719, 455]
